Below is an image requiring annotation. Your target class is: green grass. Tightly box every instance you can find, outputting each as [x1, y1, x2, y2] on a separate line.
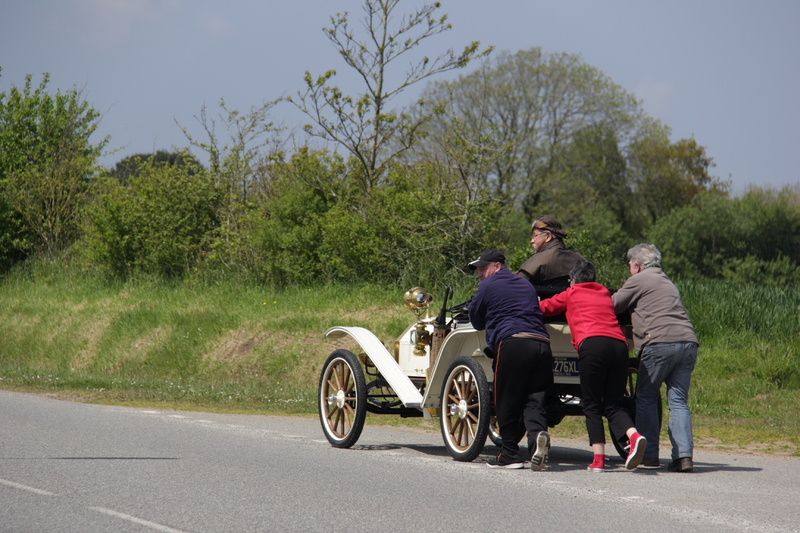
[1, 268, 798, 455]
[676, 279, 800, 454]
[0, 271, 413, 411]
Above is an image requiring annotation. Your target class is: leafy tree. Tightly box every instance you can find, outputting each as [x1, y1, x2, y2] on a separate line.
[736, 184, 800, 266]
[646, 191, 737, 279]
[408, 47, 659, 219]
[179, 98, 283, 271]
[723, 254, 800, 287]
[223, 144, 508, 287]
[5, 142, 94, 257]
[628, 135, 729, 223]
[288, 0, 492, 195]
[373, 159, 509, 286]
[0, 71, 107, 264]
[110, 150, 203, 185]
[548, 125, 637, 234]
[405, 47, 738, 254]
[181, 99, 282, 199]
[646, 185, 800, 285]
[221, 148, 347, 285]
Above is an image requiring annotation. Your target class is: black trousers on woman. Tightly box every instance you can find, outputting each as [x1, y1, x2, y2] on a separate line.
[494, 336, 554, 462]
[578, 336, 634, 446]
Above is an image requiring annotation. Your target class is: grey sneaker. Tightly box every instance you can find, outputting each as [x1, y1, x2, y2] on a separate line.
[530, 431, 550, 471]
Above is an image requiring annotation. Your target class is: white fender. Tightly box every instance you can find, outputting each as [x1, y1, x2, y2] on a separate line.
[326, 326, 423, 408]
[422, 326, 489, 408]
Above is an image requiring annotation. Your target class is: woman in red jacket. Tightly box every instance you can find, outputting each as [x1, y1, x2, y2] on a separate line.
[539, 259, 646, 472]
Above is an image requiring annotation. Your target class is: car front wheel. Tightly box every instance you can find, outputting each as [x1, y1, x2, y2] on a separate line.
[318, 349, 367, 448]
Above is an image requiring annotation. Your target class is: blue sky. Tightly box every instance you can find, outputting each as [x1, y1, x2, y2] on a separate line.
[1, 0, 798, 195]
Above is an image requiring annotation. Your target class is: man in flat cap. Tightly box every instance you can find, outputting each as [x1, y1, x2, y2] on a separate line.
[468, 250, 553, 470]
[518, 215, 586, 289]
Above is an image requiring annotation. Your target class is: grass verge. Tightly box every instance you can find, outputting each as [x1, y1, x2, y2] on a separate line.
[1, 270, 798, 456]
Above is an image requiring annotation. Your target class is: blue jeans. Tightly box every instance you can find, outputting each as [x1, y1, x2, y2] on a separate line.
[636, 342, 698, 460]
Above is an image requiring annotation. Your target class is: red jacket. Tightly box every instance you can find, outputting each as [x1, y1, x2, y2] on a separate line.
[538, 282, 627, 352]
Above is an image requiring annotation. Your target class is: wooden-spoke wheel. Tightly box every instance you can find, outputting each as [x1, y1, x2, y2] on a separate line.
[440, 356, 491, 462]
[318, 349, 367, 448]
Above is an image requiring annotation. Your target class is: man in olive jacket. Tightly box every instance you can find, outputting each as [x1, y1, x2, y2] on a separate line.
[517, 215, 585, 288]
[612, 243, 698, 472]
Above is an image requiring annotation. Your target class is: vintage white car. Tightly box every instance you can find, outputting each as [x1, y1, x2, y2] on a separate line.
[318, 286, 638, 462]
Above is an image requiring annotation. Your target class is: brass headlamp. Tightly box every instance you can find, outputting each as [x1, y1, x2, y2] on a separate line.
[403, 287, 433, 357]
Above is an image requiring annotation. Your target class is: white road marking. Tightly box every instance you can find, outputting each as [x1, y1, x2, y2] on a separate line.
[89, 507, 191, 533]
[2, 479, 193, 531]
[0, 478, 56, 496]
[620, 496, 656, 503]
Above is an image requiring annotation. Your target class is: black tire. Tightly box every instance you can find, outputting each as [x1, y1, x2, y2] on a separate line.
[318, 349, 367, 448]
[488, 414, 526, 447]
[440, 356, 491, 462]
[488, 415, 503, 447]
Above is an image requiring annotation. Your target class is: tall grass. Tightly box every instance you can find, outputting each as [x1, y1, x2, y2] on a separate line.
[681, 279, 800, 392]
[1, 266, 797, 453]
[676, 280, 799, 451]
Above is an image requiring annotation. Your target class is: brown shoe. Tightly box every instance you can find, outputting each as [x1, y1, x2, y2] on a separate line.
[640, 457, 660, 468]
[668, 457, 694, 472]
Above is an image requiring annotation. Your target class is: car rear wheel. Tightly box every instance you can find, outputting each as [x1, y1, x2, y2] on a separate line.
[440, 356, 491, 462]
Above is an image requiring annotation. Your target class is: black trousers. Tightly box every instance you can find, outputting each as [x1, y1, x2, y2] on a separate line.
[494, 336, 554, 462]
[578, 336, 634, 446]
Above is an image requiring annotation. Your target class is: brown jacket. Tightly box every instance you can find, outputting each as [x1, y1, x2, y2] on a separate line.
[517, 240, 585, 288]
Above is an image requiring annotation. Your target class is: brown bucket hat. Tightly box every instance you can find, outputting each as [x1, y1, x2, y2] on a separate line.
[532, 215, 567, 238]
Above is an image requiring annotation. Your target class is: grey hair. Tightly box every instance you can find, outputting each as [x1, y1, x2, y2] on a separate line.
[627, 243, 662, 269]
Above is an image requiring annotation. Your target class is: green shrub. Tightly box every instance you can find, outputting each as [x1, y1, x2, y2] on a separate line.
[723, 254, 800, 286]
[647, 186, 800, 284]
[83, 159, 220, 278]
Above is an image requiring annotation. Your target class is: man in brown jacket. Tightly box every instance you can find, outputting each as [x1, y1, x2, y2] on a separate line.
[517, 215, 585, 289]
[612, 243, 699, 472]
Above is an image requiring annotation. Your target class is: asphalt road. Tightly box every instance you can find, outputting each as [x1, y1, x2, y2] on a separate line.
[1, 390, 798, 533]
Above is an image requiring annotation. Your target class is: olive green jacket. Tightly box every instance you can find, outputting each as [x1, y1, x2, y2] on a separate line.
[517, 240, 585, 288]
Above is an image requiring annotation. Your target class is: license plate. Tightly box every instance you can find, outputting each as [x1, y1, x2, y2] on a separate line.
[552, 356, 579, 378]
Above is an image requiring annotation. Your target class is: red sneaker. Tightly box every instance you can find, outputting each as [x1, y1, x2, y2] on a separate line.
[626, 433, 647, 470]
[587, 455, 605, 472]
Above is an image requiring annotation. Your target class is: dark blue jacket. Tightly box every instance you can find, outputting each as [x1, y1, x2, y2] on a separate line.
[469, 267, 549, 349]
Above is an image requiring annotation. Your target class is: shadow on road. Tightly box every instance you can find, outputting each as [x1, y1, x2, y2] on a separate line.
[340, 441, 764, 474]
